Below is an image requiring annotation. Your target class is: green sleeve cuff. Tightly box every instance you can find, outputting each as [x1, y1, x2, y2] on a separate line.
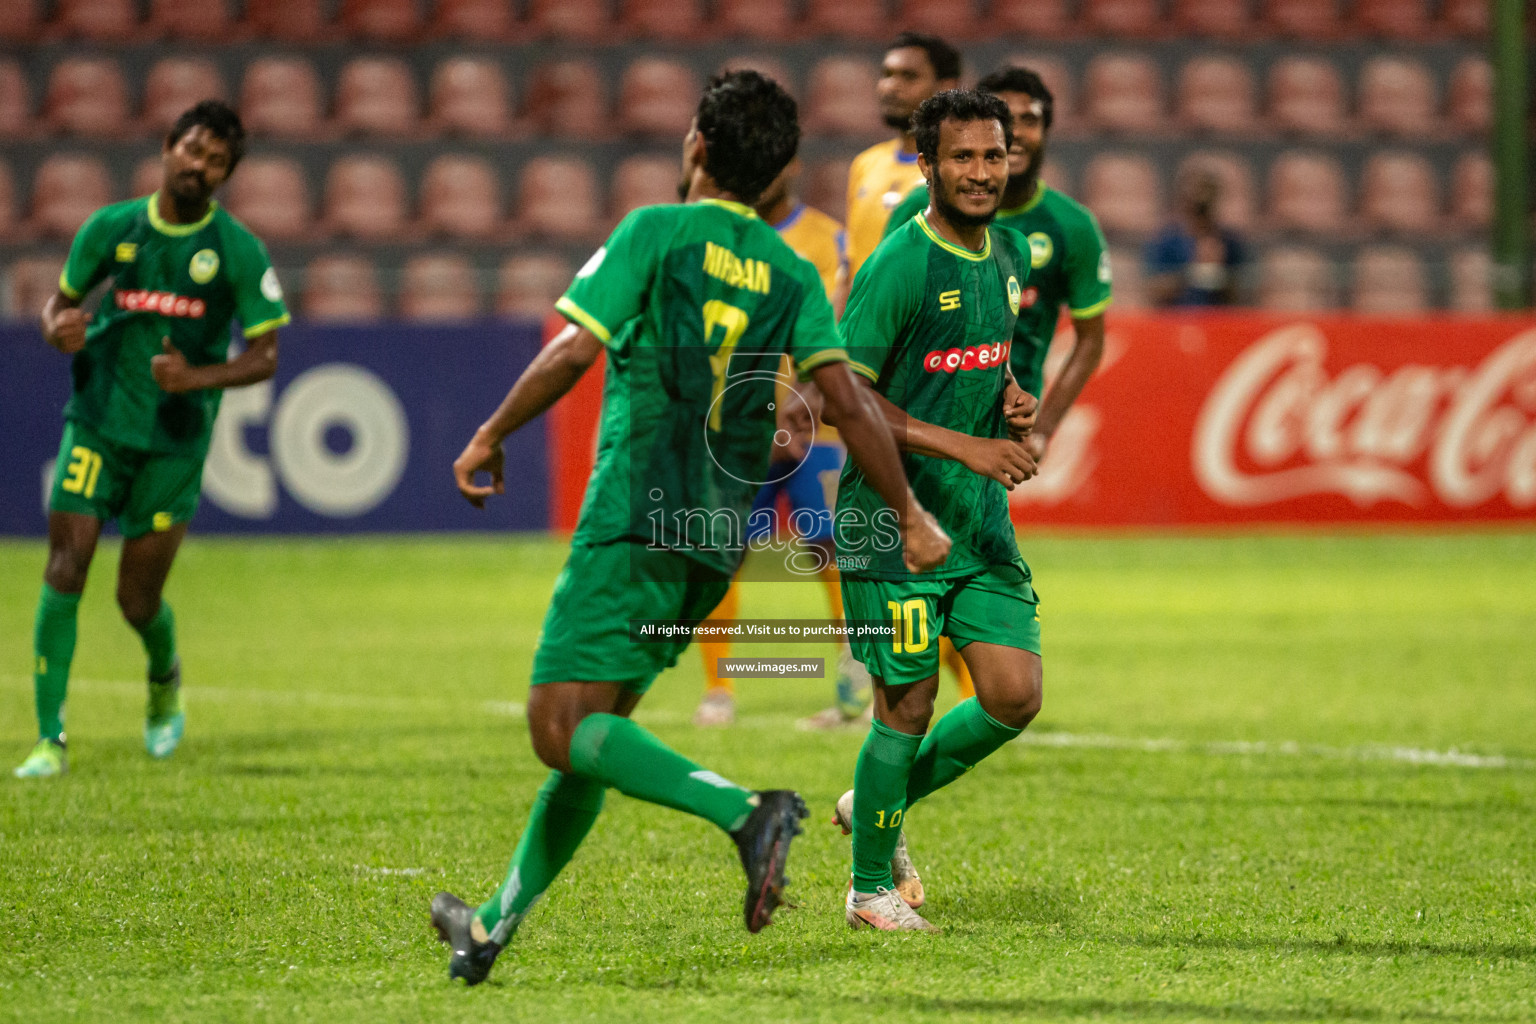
[555, 296, 614, 345]
[58, 271, 82, 301]
[243, 313, 291, 338]
[794, 347, 850, 380]
[1069, 296, 1112, 319]
[845, 359, 880, 383]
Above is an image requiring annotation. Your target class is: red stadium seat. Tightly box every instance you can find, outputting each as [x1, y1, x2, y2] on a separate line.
[430, 0, 516, 39]
[7, 257, 70, 319]
[1351, 0, 1431, 40]
[1171, 0, 1251, 37]
[718, 55, 798, 99]
[525, 0, 612, 41]
[1266, 150, 1349, 234]
[610, 155, 680, 224]
[302, 255, 384, 322]
[515, 156, 602, 242]
[1105, 247, 1147, 308]
[0, 159, 17, 241]
[1357, 56, 1438, 138]
[1447, 57, 1491, 136]
[714, 0, 797, 41]
[803, 56, 882, 137]
[28, 155, 114, 239]
[400, 254, 481, 321]
[619, 0, 706, 40]
[1440, 0, 1488, 37]
[1359, 151, 1439, 235]
[131, 156, 162, 198]
[141, 58, 228, 135]
[1448, 152, 1491, 231]
[1260, 0, 1341, 39]
[1449, 248, 1492, 312]
[496, 253, 573, 319]
[802, 0, 887, 40]
[50, 0, 140, 40]
[1259, 246, 1337, 311]
[1004, 54, 1076, 133]
[0, 59, 33, 138]
[1176, 56, 1259, 137]
[803, 158, 849, 223]
[992, 0, 1074, 37]
[1083, 54, 1164, 135]
[44, 58, 131, 139]
[1267, 56, 1348, 136]
[428, 58, 517, 138]
[339, 0, 421, 41]
[894, 0, 979, 39]
[321, 155, 410, 241]
[418, 155, 504, 240]
[224, 157, 312, 243]
[1177, 151, 1258, 231]
[1081, 153, 1162, 235]
[1080, 0, 1162, 37]
[334, 57, 420, 138]
[0, 0, 43, 42]
[146, 0, 235, 40]
[617, 58, 700, 139]
[524, 59, 608, 141]
[240, 58, 327, 140]
[242, 0, 331, 41]
[1352, 246, 1427, 314]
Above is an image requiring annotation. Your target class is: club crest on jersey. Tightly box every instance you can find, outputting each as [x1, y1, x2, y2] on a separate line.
[1027, 232, 1054, 269]
[189, 248, 219, 284]
[1007, 275, 1022, 314]
[924, 340, 1011, 373]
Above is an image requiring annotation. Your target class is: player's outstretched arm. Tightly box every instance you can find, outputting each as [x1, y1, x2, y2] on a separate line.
[848, 386, 1038, 490]
[152, 333, 280, 394]
[453, 322, 605, 508]
[1026, 313, 1104, 462]
[40, 292, 89, 354]
[812, 362, 950, 573]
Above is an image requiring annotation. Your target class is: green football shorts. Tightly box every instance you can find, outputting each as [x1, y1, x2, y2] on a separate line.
[842, 561, 1041, 686]
[530, 539, 733, 692]
[48, 419, 205, 538]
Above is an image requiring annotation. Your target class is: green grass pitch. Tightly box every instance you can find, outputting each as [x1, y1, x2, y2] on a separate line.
[1, 531, 1533, 1022]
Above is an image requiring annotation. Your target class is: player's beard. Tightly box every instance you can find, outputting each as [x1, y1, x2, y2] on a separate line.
[882, 106, 915, 131]
[933, 179, 999, 230]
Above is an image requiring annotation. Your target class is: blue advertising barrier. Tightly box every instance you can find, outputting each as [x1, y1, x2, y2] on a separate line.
[0, 322, 549, 535]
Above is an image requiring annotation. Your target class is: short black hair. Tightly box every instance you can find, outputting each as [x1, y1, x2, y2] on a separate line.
[912, 89, 1013, 165]
[887, 32, 962, 83]
[977, 66, 1055, 133]
[695, 70, 799, 204]
[166, 100, 247, 173]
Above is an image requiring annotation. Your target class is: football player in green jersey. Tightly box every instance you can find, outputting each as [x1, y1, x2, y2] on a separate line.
[14, 101, 290, 780]
[427, 71, 949, 985]
[833, 90, 1047, 931]
[883, 66, 1109, 469]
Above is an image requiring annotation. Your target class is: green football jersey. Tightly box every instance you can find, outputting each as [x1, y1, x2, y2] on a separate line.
[836, 212, 1029, 581]
[58, 194, 290, 457]
[556, 199, 849, 575]
[885, 181, 1111, 396]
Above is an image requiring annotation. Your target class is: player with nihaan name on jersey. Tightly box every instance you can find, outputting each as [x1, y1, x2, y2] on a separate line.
[832, 90, 1046, 932]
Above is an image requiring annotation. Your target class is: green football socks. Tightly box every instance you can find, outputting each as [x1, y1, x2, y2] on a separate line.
[32, 584, 81, 742]
[568, 713, 755, 832]
[905, 698, 1023, 806]
[851, 719, 923, 893]
[474, 770, 606, 945]
[133, 601, 178, 681]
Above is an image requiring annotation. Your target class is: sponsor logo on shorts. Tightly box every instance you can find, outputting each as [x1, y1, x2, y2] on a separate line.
[923, 340, 1012, 373]
[115, 290, 207, 318]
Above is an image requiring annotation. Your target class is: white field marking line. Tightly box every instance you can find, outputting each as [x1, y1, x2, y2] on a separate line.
[354, 866, 431, 877]
[18, 676, 1529, 771]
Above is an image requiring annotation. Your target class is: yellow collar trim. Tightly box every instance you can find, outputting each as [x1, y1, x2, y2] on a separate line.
[147, 193, 218, 236]
[915, 212, 991, 262]
[999, 180, 1047, 218]
[699, 197, 760, 220]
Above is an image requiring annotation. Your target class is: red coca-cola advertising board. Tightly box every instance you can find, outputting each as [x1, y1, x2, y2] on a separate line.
[546, 313, 1536, 529]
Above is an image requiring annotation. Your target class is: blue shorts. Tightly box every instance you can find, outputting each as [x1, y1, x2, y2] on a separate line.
[745, 442, 844, 544]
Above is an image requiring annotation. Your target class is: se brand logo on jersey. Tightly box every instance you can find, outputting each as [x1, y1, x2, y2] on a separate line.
[115, 243, 137, 263]
[189, 249, 219, 284]
[923, 340, 1011, 373]
[115, 290, 207, 318]
[1007, 276, 1022, 314]
[1027, 233, 1053, 269]
[938, 289, 961, 312]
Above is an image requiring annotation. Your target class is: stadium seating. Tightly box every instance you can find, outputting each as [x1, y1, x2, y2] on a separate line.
[1082, 153, 1162, 235]
[334, 57, 421, 138]
[1357, 56, 1438, 138]
[1267, 57, 1349, 136]
[429, 0, 517, 40]
[428, 58, 518, 138]
[131, 157, 162, 198]
[714, 0, 798, 42]
[1258, 246, 1336, 310]
[399, 254, 481, 320]
[1266, 150, 1349, 235]
[514, 156, 602, 242]
[496, 253, 573, 319]
[1171, 0, 1252, 38]
[5, 257, 65, 320]
[1448, 152, 1491, 231]
[141, 58, 229, 136]
[718, 55, 798, 98]
[44, 58, 132, 139]
[1352, 0, 1432, 41]
[802, 0, 888, 40]
[301, 254, 385, 321]
[240, 58, 328, 140]
[803, 158, 849, 223]
[0, 0, 42, 42]
[27, 155, 114, 239]
[1261, 0, 1343, 40]
[242, 0, 332, 41]
[992, 0, 1074, 37]
[610, 155, 681, 224]
[0, 60, 31, 139]
[147, 0, 237, 40]
[418, 155, 504, 241]
[1177, 151, 1258, 230]
[338, 0, 422, 42]
[1082, 54, 1165, 135]
[894, 0, 980, 40]
[619, 0, 707, 40]
[1352, 245, 1428, 313]
[1359, 151, 1439, 235]
[1004, 55, 1075, 131]
[1176, 56, 1260, 137]
[49, 0, 141, 41]
[617, 58, 701, 139]
[524, 59, 608, 140]
[1449, 248, 1493, 312]
[1105, 246, 1147, 307]
[1081, 0, 1163, 37]
[1446, 57, 1491, 136]
[803, 56, 882, 137]
[321, 155, 410, 240]
[224, 156, 312, 242]
[0, 160, 16, 241]
[524, 0, 612, 42]
[1441, 0, 1488, 37]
